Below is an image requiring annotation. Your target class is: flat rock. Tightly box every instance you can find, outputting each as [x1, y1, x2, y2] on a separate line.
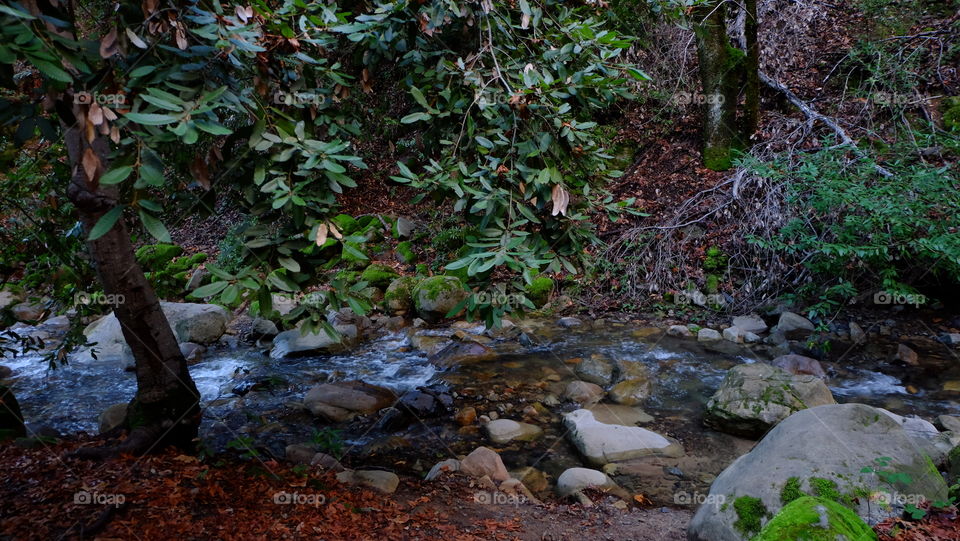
[556, 467, 620, 498]
[484, 419, 543, 444]
[732, 314, 768, 334]
[562, 409, 682, 465]
[336, 470, 399, 494]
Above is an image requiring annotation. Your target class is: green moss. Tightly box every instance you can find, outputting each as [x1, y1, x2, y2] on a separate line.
[526, 276, 554, 307]
[733, 495, 768, 537]
[135, 243, 184, 271]
[809, 477, 841, 502]
[360, 263, 399, 289]
[781, 477, 804, 505]
[333, 270, 360, 284]
[703, 145, 733, 171]
[705, 274, 720, 294]
[412, 276, 465, 313]
[341, 241, 368, 268]
[943, 97, 960, 132]
[752, 496, 876, 541]
[384, 276, 420, 313]
[396, 241, 416, 263]
[330, 214, 359, 235]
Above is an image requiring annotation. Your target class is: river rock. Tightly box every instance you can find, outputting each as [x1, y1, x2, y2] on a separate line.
[511, 467, 549, 493]
[455, 407, 477, 426]
[666, 325, 693, 338]
[849, 321, 866, 344]
[937, 415, 960, 433]
[876, 409, 950, 460]
[896, 343, 919, 366]
[460, 446, 510, 482]
[0, 288, 23, 310]
[558, 317, 583, 328]
[250, 318, 279, 340]
[556, 467, 620, 498]
[0, 384, 26, 441]
[412, 276, 468, 322]
[11, 301, 46, 322]
[425, 458, 460, 481]
[77, 302, 231, 365]
[774, 311, 815, 339]
[427, 340, 496, 367]
[384, 276, 419, 315]
[608, 377, 652, 406]
[303, 381, 396, 422]
[703, 363, 835, 439]
[484, 419, 543, 444]
[179, 342, 205, 364]
[688, 403, 950, 541]
[98, 403, 127, 434]
[336, 470, 399, 494]
[752, 496, 875, 541]
[771, 354, 826, 379]
[585, 404, 653, 425]
[574, 354, 615, 385]
[564, 380, 604, 405]
[732, 314, 768, 335]
[697, 328, 722, 342]
[285, 443, 316, 465]
[722, 326, 747, 344]
[270, 324, 356, 359]
[562, 409, 682, 465]
[0, 365, 11, 379]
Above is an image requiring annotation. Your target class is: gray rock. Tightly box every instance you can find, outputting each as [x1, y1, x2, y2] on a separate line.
[732, 314, 768, 334]
[697, 328, 722, 342]
[425, 458, 461, 481]
[722, 326, 747, 344]
[688, 403, 950, 541]
[558, 317, 583, 328]
[310, 452, 344, 472]
[775, 311, 815, 339]
[251, 318, 279, 339]
[384, 276, 419, 315]
[484, 419, 542, 444]
[394, 216, 415, 239]
[563, 380, 604, 405]
[11, 301, 46, 322]
[937, 415, 960, 433]
[609, 377, 652, 406]
[179, 342, 205, 363]
[585, 404, 653, 425]
[896, 343, 919, 366]
[703, 363, 835, 438]
[185, 269, 207, 291]
[98, 403, 127, 434]
[285, 443, 316, 465]
[771, 354, 826, 379]
[666, 325, 693, 338]
[270, 324, 356, 359]
[562, 409, 682, 465]
[427, 340, 496, 367]
[556, 468, 619, 498]
[849, 321, 866, 344]
[0, 288, 24, 310]
[575, 355, 615, 385]
[460, 446, 510, 482]
[336, 470, 399, 494]
[303, 381, 396, 422]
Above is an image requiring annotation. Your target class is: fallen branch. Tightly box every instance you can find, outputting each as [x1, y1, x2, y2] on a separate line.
[759, 71, 894, 178]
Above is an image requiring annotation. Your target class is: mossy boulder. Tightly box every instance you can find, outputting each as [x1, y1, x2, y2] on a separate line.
[384, 276, 420, 315]
[752, 496, 876, 541]
[135, 243, 184, 271]
[341, 241, 369, 269]
[395, 241, 416, 264]
[360, 264, 399, 289]
[526, 276, 554, 307]
[412, 276, 468, 322]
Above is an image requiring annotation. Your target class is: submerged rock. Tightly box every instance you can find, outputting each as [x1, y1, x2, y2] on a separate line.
[428, 340, 496, 367]
[270, 324, 356, 359]
[484, 419, 543, 445]
[303, 381, 396, 422]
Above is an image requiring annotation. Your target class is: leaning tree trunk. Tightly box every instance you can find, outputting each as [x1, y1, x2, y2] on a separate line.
[742, 0, 760, 136]
[693, 0, 740, 171]
[62, 105, 201, 456]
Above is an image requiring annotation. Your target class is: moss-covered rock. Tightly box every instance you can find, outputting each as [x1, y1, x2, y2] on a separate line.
[395, 241, 416, 264]
[733, 495, 768, 537]
[341, 241, 369, 269]
[384, 276, 420, 314]
[360, 264, 399, 289]
[752, 496, 876, 541]
[942, 96, 960, 132]
[135, 243, 184, 271]
[412, 276, 468, 322]
[526, 276, 554, 307]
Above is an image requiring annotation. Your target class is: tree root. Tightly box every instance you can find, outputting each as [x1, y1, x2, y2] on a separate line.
[73, 501, 128, 538]
[65, 426, 166, 460]
[759, 71, 894, 178]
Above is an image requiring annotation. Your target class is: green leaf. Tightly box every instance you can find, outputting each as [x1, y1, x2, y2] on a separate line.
[190, 280, 229, 298]
[129, 65, 156, 78]
[125, 112, 178, 125]
[33, 60, 72, 83]
[410, 87, 429, 109]
[475, 136, 494, 148]
[342, 243, 368, 261]
[220, 284, 240, 305]
[99, 166, 133, 185]
[205, 263, 235, 281]
[278, 256, 301, 272]
[140, 164, 164, 186]
[88, 206, 124, 241]
[401, 112, 431, 124]
[195, 120, 233, 135]
[138, 209, 171, 242]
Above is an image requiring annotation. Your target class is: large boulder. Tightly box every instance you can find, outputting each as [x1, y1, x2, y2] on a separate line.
[270, 324, 356, 359]
[412, 276, 468, 322]
[562, 408, 682, 465]
[752, 496, 877, 541]
[703, 363, 835, 438]
[774, 311, 815, 339]
[688, 403, 950, 541]
[0, 384, 25, 441]
[77, 302, 231, 365]
[303, 381, 396, 422]
[384, 276, 420, 315]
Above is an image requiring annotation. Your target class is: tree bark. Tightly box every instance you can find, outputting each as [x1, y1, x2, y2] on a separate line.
[693, 1, 740, 171]
[742, 0, 760, 136]
[62, 112, 201, 457]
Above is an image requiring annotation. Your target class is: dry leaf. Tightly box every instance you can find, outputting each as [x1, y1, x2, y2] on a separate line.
[235, 5, 249, 23]
[189, 156, 210, 190]
[110, 125, 120, 144]
[175, 27, 188, 50]
[551, 184, 569, 217]
[328, 221, 342, 240]
[520, 13, 530, 29]
[88, 103, 104, 126]
[315, 223, 329, 246]
[101, 106, 117, 121]
[99, 28, 119, 58]
[82, 148, 99, 182]
[126, 28, 147, 49]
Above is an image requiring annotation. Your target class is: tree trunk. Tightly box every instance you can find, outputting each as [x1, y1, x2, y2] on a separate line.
[742, 0, 760, 136]
[62, 113, 201, 456]
[693, 1, 740, 171]
[0, 383, 26, 441]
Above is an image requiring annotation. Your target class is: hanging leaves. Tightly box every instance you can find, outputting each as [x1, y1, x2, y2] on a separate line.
[99, 28, 119, 58]
[81, 148, 99, 182]
[551, 184, 569, 217]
